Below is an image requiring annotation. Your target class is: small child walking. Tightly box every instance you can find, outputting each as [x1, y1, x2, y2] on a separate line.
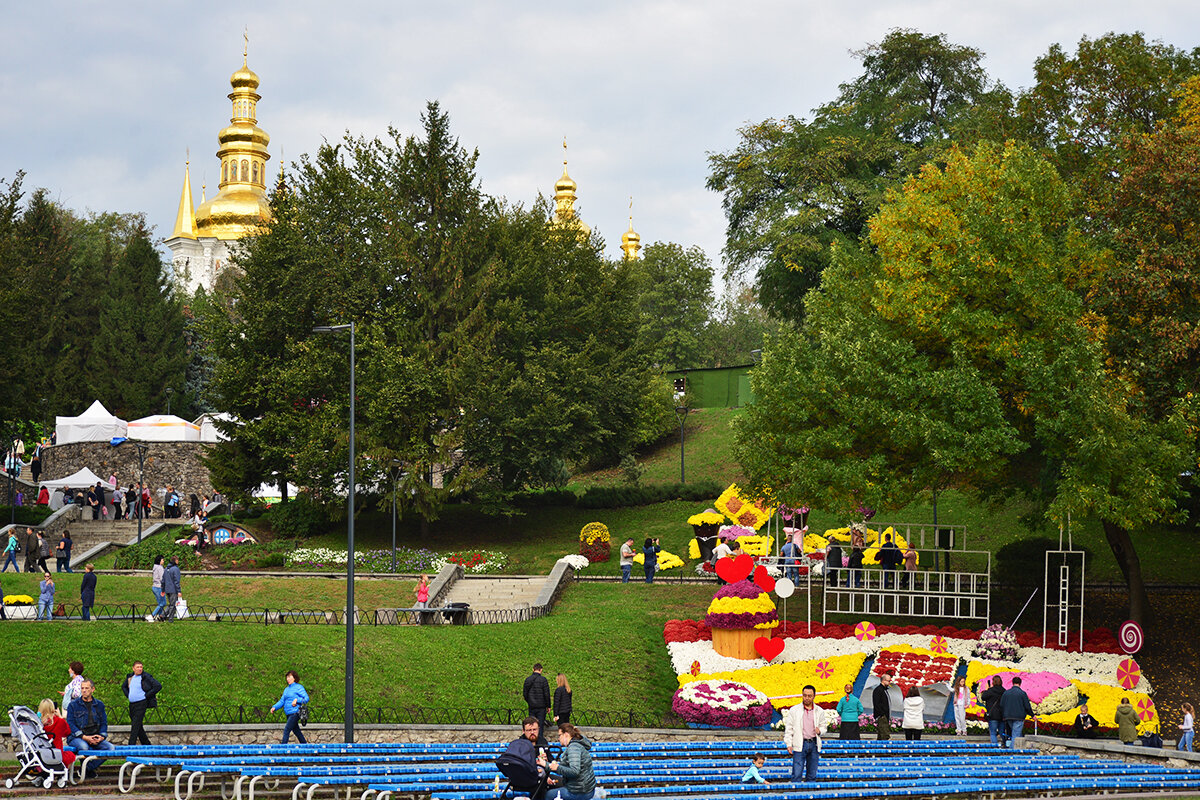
[414, 574, 429, 608]
[741, 754, 769, 785]
[1179, 703, 1194, 752]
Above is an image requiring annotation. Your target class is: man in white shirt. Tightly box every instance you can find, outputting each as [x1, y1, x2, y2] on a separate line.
[619, 538, 636, 583]
[784, 685, 828, 781]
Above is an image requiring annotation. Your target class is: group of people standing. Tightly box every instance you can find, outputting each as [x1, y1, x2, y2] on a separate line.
[618, 537, 662, 584]
[522, 663, 574, 745]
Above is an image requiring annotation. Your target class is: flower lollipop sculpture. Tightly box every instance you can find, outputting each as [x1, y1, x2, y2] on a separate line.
[579, 522, 611, 563]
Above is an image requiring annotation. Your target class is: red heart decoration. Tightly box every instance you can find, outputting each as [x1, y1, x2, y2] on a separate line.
[715, 556, 742, 583]
[731, 553, 755, 580]
[753, 564, 776, 593]
[754, 636, 784, 661]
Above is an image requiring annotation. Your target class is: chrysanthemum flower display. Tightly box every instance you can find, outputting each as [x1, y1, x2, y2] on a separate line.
[578, 522, 611, 563]
[706, 579, 779, 631]
[973, 624, 1021, 661]
[873, 645, 958, 697]
[672, 679, 773, 728]
[687, 511, 725, 526]
[633, 549, 685, 570]
[682, 653, 867, 712]
[714, 484, 775, 530]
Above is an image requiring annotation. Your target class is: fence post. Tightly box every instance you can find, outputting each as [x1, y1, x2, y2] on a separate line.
[239, 705, 244, 724]
[131, 603, 136, 623]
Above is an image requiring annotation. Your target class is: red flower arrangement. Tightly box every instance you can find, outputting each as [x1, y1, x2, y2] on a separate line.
[873, 650, 958, 697]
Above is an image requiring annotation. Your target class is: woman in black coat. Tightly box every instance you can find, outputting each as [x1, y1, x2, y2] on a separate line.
[553, 672, 573, 725]
[80, 564, 97, 621]
[979, 675, 1006, 746]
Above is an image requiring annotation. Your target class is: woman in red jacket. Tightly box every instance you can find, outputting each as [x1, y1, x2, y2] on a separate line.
[38, 699, 75, 768]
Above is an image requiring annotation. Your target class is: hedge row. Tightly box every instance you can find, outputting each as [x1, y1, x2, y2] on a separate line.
[510, 481, 723, 510]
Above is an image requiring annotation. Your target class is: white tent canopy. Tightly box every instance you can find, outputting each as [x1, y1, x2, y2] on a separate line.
[195, 412, 236, 443]
[39, 468, 115, 510]
[55, 400, 128, 444]
[128, 414, 201, 442]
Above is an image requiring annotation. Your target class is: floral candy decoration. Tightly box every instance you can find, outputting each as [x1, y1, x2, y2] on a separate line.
[706, 579, 779, 630]
[579, 522, 612, 563]
[672, 679, 773, 728]
[972, 624, 1020, 662]
[714, 484, 776, 530]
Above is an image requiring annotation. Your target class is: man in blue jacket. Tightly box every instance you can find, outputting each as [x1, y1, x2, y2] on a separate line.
[66, 679, 114, 778]
[1000, 676, 1035, 746]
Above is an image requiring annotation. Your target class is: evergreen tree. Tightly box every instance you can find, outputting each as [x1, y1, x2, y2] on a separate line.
[92, 228, 187, 418]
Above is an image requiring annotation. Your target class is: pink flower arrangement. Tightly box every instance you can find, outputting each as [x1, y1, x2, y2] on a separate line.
[672, 679, 773, 728]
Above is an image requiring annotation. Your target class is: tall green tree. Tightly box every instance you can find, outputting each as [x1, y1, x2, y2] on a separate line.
[92, 228, 187, 418]
[707, 29, 1010, 319]
[738, 143, 1188, 624]
[632, 242, 713, 370]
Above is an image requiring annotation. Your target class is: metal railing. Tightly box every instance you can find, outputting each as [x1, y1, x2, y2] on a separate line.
[7, 602, 550, 626]
[0, 703, 683, 729]
[821, 549, 992, 623]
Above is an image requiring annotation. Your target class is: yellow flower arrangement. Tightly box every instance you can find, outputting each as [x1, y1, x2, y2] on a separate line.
[705, 595, 779, 629]
[735, 535, 772, 556]
[824, 527, 852, 542]
[633, 549, 685, 570]
[687, 511, 724, 526]
[579, 522, 610, 545]
[688, 539, 701, 559]
[715, 484, 775, 530]
[1034, 681, 1158, 733]
[2, 594, 34, 605]
[679, 653, 868, 709]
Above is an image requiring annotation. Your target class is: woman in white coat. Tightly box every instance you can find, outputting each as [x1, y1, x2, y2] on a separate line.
[902, 686, 925, 741]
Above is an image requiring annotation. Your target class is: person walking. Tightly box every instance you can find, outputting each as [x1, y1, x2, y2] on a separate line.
[29, 452, 41, 484]
[121, 660, 162, 745]
[87, 483, 102, 520]
[270, 670, 310, 744]
[1000, 676, 1034, 745]
[836, 683, 864, 740]
[781, 535, 801, 583]
[784, 685, 827, 782]
[877, 533, 902, 588]
[80, 564, 97, 621]
[56, 530, 73, 573]
[553, 672, 573, 725]
[952, 676, 970, 736]
[873, 671, 894, 740]
[124, 485, 137, 520]
[37, 571, 55, 620]
[111, 487, 122, 521]
[902, 686, 925, 740]
[619, 538, 635, 583]
[523, 663, 552, 745]
[642, 537, 661, 584]
[161, 556, 182, 621]
[23, 527, 38, 573]
[66, 680, 115, 779]
[1178, 703, 1194, 752]
[36, 531, 51, 573]
[980, 675, 1006, 745]
[2, 529, 18, 572]
[148, 555, 166, 621]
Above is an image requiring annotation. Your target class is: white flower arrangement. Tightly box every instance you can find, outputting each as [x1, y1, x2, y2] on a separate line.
[972, 624, 1020, 661]
[557, 554, 591, 570]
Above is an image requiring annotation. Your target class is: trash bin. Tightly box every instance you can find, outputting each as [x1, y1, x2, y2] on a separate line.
[444, 602, 470, 625]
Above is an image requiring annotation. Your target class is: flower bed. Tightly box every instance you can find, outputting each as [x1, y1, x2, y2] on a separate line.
[633, 550, 684, 571]
[682, 653, 868, 711]
[873, 645, 958, 697]
[286, 546, 441, 573]
[433, 550, 508, 574]
[672, 679, 773, 728]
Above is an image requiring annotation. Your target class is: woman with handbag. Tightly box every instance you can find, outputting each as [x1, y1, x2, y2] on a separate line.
[271, 670, 310, 744]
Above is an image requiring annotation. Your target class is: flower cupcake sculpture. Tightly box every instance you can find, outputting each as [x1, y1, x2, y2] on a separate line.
[706, 578, 779, 659]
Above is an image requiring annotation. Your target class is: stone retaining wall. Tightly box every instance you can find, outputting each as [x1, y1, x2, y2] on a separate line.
[42, 441, 215, 502]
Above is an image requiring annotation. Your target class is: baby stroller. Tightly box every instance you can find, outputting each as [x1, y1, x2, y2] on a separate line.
[495, 738, 560, 800]
[5, 705, 69, 789]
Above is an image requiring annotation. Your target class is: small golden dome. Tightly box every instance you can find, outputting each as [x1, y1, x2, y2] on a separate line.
[230, 63, 260, 90]
[555, 164, 576, 194]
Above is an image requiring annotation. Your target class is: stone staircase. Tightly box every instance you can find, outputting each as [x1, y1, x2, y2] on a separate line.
[65, 519, 189, 566]
[440, 575, 546, 611]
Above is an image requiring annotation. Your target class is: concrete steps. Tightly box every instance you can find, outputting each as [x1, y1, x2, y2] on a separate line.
[441, 575, 546, 611]
[64, 519, 189, 565]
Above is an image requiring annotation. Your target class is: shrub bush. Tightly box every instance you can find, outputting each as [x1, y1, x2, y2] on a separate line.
[209, 540, 297, 569]
[113, 531, 201, 571]
[268, 495, 331, 538]
[994, 537, 1092, 587]
[577, 481, 723, 509]
[0, 505, 54, 526]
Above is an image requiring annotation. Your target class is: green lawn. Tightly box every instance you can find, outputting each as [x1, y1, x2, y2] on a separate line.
[0, 582, 714, 720]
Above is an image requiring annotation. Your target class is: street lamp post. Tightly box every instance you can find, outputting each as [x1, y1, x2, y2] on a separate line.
[4, 429, 14, 525]
[165, 387, 174, 416]
[117, 441, 149, 541]
[674, 405, 690, 484]
[314, 322, 356, 744]
[390, 459, 402, 574]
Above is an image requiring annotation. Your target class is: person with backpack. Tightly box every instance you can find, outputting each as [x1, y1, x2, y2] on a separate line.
[2, 530, 18, 572]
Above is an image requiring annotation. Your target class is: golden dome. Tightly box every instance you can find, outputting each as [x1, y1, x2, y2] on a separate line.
[555, 163, 577, 194]
[621, 209, 641, 260]
[551, 139, 589, 238]
[195, 51, 272, 241]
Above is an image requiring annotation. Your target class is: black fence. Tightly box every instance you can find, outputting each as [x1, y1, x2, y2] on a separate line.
[6, 603, 549, 626]
[9, 703, 681, 729]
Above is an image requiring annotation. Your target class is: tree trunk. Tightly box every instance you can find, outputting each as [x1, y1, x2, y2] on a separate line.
[1101, 519, 1151, 627]
[420, 516, 430, 541]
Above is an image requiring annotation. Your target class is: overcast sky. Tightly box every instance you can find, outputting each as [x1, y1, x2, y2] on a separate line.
[3, 2, 1198, 283]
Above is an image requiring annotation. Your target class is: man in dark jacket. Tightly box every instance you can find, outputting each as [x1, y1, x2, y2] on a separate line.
[121, 660, 162, 745]
[66, 679, 114, 779]
[872, 671, 894, 740]
[161, 556, 182, 621]
[877, 534, 902, 588]
[1000, 676, 1035, 746]
[23, 527, 38, 573]
[523, 663, 552, 745]
[979, 675, 1006, 745]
